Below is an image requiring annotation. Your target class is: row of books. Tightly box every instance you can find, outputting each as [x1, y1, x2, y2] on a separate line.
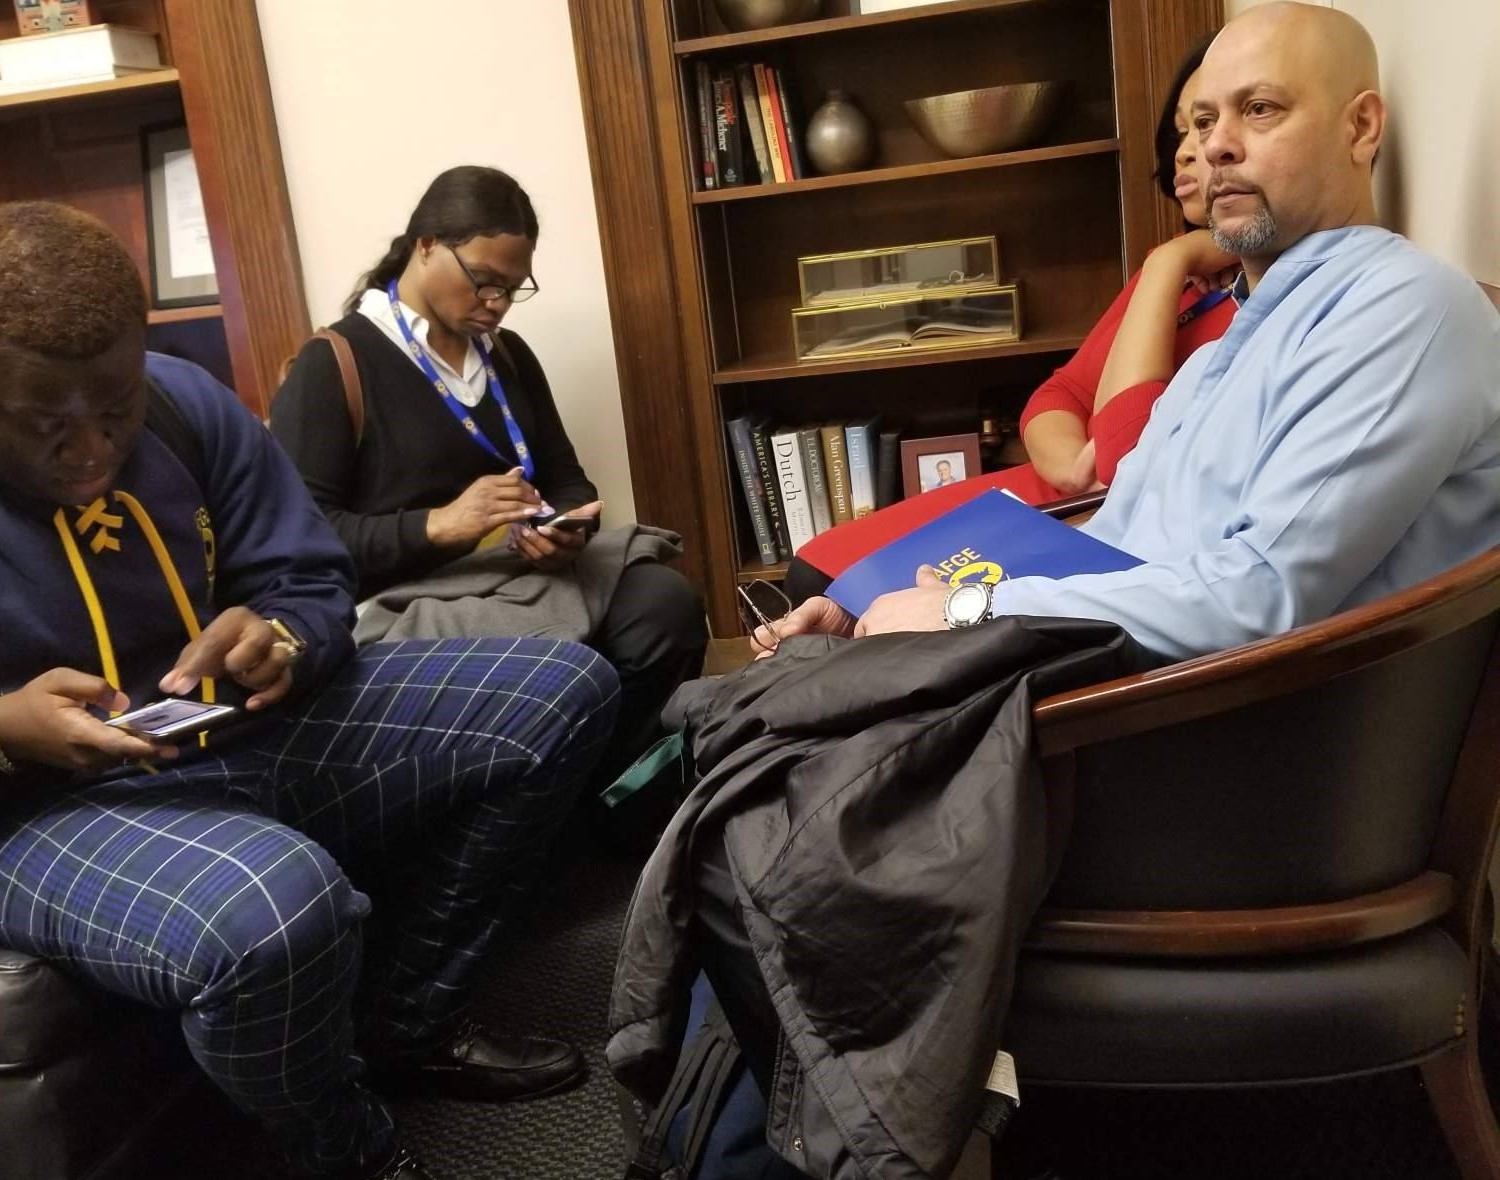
[726, 416, 902, 565]
[694, 60, 807, 191]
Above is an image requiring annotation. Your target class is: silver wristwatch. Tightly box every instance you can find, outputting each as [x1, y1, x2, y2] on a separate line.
[943, 581, 994, 629]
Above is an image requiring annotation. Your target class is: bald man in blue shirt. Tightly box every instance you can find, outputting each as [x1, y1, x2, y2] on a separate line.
[771, 1, 1500, 660]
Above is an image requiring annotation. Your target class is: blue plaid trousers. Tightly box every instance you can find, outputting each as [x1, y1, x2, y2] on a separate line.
[0, 637, 618, 1176]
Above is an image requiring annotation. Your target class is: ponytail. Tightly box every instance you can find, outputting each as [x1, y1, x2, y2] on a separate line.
[345, 232, 413, 315]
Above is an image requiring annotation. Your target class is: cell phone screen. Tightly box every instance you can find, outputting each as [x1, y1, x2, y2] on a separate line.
[107, 699, 240, 739]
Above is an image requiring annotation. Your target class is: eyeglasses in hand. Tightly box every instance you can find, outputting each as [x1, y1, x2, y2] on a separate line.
[448, 244, 539, 304]
[736, 579, 792, 651]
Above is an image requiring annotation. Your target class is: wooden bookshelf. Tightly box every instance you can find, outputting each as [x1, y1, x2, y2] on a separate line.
[691, 138, 1119, 204]
[0, 67, 180, 113]
[0, 2, 307, 416]
[571, 0, 1222, 634]
[673, 0, 1063, 53]
[147, 302, 222, 325]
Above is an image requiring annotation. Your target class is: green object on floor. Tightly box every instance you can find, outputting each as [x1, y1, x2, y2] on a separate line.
[600, 731, 685, 808]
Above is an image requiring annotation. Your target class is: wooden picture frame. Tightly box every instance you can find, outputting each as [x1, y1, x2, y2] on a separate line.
[900, 432, 980, 499]
[141, 123, 219, 309]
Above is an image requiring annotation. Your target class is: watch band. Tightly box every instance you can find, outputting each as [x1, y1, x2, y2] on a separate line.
[267, 617, 307, 664]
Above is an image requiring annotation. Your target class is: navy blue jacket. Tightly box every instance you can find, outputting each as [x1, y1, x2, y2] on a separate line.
[0, 353, 356, 732]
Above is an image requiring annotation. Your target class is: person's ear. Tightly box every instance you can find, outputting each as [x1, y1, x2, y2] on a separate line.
[416, 235, 438, 264]
[1347, 89, 1385, 168]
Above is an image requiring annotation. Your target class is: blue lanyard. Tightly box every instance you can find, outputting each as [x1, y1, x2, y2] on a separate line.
[1178, 286, 1232, 327]
[385, 281, 534, 480]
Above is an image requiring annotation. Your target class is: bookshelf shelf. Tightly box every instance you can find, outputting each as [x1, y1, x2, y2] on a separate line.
[673, 0, 1060, 55]
[736, 559, 790, 583]
[0, 67, 179, 114]
[713, 330, 1086, 385]
[691, 138, 1118, 204]
[147, 302, 222, 325]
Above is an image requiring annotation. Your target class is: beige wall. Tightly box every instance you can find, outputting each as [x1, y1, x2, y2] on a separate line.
[1223, 0, 1499, 285]
[255, 0, 636, 520]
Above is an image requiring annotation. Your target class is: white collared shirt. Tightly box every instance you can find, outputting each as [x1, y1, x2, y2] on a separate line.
[356, 287, 491, 408]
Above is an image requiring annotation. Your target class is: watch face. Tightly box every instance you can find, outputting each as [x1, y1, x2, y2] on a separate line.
[947, 582, 990, 627]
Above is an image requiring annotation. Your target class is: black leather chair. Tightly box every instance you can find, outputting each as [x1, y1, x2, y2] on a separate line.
[0, 947, 195, 1178]
[952, 539, 1500, 1179]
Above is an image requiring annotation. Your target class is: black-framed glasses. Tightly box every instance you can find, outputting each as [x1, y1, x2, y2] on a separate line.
[736, 579, 792, 650]
[448, 244, 539, 304]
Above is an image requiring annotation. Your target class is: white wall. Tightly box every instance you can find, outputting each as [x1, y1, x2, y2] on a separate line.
[1224, 0, 1499, 286]
[256, 0, 636, 519]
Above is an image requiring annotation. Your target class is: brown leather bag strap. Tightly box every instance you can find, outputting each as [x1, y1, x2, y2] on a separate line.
[311, 327, 364, 445]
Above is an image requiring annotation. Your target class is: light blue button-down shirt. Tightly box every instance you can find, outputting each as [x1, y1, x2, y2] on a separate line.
[985, 226, 1500, 659]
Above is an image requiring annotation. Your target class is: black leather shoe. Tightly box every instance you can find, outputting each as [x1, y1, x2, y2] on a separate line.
[365, 1145, 436, 1179]
[378, 1019, 587, 1103]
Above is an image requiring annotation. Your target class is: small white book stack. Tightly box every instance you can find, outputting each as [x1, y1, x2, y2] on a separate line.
[0, 23, 161, 95]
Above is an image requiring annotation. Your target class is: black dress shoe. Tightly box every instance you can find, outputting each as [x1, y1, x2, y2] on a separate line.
[364, 1145, 436, 1179]
[378, 1019, 587, 1103]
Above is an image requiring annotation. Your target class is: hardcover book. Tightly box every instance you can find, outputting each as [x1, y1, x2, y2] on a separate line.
[819, 423, 853, 524]
[825, 489, 1141, 616]
[695, 60, 717, 190]
[770, 427, 818, 552]
[726, 415, 778, 566]
[797, 425, 835, 536]
[751, 421, 792, 559]
[735, 63, 772, 184]
[713, 67, 745, 187]
[845, 417, 879, 518]
[876, 428, 901, 508]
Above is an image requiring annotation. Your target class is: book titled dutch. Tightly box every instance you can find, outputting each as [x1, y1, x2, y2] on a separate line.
[825, 489, 1142, 616]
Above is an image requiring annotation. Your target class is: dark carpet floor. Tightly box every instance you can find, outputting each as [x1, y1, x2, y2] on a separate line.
[132, 832, 1488, 1180]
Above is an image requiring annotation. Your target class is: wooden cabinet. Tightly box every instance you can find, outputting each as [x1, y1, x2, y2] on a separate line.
[574, 0, 1218, 634]
[0, 0, 306, 417]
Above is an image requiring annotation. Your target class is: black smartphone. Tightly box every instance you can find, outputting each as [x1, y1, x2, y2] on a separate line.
[106, 699, 241, 741]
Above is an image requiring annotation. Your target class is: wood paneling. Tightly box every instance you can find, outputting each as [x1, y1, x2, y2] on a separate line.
[569, 0, 715, 604]
[166, 0, 308, 418]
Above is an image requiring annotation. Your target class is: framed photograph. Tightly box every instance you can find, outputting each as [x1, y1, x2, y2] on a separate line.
[901, 433, 981, 498]
[141, 123, 219, 309]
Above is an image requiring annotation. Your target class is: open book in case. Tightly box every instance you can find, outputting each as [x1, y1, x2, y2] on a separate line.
[619, 0, 1221, 633]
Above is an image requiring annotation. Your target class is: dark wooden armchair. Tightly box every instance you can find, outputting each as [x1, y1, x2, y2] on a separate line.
[953, 536, 1500, 1178]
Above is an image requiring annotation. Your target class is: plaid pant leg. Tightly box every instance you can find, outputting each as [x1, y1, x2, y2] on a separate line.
[238, 636, 619, 1052]
[0, 781, 393, 1176]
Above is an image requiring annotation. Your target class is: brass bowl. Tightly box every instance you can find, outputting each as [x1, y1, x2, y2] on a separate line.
[904, 81, 1065, 158]
[711, 0, 822, 32]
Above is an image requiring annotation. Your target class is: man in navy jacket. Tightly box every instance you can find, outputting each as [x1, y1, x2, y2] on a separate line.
[0, 202, 619, 1180]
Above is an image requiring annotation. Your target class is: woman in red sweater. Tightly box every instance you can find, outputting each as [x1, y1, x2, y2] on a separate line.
[788, 41, 1238, 600]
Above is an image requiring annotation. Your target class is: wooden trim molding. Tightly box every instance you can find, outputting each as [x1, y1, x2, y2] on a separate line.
[568, 0, 714, 605]
[165, 0, 308, 417]
[1029, 871, 1456, 957]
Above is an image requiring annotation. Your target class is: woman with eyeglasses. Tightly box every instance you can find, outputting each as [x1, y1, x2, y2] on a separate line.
[271, 165, 706, 792]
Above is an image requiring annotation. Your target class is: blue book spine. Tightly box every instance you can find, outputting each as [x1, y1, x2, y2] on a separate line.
[845, 418, 878, 518]
[727, 416, 778, 566]
[826, 489, 1143, 616]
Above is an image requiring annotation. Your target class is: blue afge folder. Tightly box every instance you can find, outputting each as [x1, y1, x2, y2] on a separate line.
[825, 489, 1143, 616]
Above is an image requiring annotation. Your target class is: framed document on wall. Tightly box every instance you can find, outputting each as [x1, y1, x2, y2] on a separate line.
[141, 123, 219, 308]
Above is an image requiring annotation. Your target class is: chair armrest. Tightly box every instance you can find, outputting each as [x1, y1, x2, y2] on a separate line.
[1035, 490, 1107, 520]
[1032, 545, 1500, 757]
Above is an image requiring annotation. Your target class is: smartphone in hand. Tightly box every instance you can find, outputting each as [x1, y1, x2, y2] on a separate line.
[106, 699, 241, 741]
[538, 513, 591, 534]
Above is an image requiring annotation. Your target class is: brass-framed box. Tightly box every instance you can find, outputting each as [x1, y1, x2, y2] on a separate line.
[796, 235, 1000, 308]
[793, 282, 1021, 362]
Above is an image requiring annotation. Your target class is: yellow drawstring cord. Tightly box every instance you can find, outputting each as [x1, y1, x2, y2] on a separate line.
[56, 493, 216, 747]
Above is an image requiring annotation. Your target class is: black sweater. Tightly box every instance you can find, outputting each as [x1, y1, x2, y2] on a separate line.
[270, 314, 597, 596]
